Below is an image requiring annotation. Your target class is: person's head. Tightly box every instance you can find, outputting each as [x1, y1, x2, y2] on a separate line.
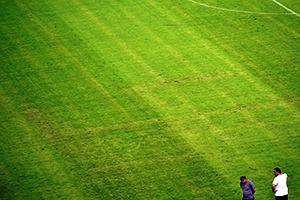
[240, 176, 247, 183]
[274, 167, 282, 176]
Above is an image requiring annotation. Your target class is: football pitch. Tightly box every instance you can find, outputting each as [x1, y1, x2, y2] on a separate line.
[0, 0, 299, 199]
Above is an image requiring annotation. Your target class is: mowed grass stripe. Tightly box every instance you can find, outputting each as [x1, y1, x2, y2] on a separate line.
[102, 0, 257, 177]
[133, 0, 300, 198]
[11, 0, 169, 140]
[0, 1, 232, 197]
[157, 81, 299, 198]
[46, 0, 241, 120]
[174, 0, 300, 158]
[0, 3, 93, 198]
[1, 0, 159, 198]
[107, 0, 218, 77]
[45, 0, 232, 198]
[134, 0, 235, 75]
[140, 80, 271, 195]
[1, 0, 300, 199]
[135, 2, 284, 125]
[70, 0, 162, 81]
[49, 0, 298, 198]
[149, 0, 282, 105]
[183, 0, 300, 99]
[105, 0, 255, 161]
[10, 0, 160, 141]
[168, 0, 300, 196]
[62, 0, 199, 82]
[14, 0, 158, 125]
[1, 0, 218, 199]
[0, 86, 85, 199]
[168, 0, 300, 110]
[1, 8, 83, 125]
[69, 0, 231, 80]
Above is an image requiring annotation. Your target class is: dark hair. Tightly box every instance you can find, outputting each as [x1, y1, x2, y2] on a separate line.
[240, 176, 247, 181]
[274, 167, 281, 173]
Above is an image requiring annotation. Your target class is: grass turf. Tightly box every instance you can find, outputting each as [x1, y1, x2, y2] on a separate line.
[1, 0, 300, 199]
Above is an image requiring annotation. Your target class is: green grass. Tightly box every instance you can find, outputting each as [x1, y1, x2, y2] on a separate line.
[1, 0, 299, 199]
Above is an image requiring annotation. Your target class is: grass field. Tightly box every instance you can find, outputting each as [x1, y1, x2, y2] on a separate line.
[1, 0, 300, 199]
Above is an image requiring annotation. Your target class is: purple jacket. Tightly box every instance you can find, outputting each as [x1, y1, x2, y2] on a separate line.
[240, 179, 255, 199]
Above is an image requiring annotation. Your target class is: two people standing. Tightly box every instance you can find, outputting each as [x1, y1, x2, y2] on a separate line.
[240, 167, 288, 200]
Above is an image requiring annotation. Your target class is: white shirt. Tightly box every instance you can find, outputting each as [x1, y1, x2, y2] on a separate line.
[272, 173, 288, 196]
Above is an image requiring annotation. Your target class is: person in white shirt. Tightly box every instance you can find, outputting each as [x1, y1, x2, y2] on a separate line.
[272, 167, 288, 200]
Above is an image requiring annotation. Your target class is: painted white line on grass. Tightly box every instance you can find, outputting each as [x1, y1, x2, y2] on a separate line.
[272, 0, 300, 18]
[188, 0, 292, 15]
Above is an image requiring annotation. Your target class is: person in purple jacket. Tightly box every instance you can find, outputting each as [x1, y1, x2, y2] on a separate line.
[240, 176, 256, 200]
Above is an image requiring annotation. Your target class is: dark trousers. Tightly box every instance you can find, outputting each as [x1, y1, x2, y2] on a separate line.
[275, 195, 288, 200]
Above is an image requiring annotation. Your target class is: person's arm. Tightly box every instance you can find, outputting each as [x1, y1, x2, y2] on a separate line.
[251, 182, 256, 194]
[272, 177, 278, 194]
[272, 184, 277, 194]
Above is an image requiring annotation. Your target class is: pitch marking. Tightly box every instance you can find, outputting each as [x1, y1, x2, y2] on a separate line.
[272, 0, 300, 18]
[188, 0, 293, 15]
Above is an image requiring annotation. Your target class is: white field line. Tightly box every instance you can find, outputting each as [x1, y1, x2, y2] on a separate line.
[272, 0, 300, 18]
[188, 0, 293, 15]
